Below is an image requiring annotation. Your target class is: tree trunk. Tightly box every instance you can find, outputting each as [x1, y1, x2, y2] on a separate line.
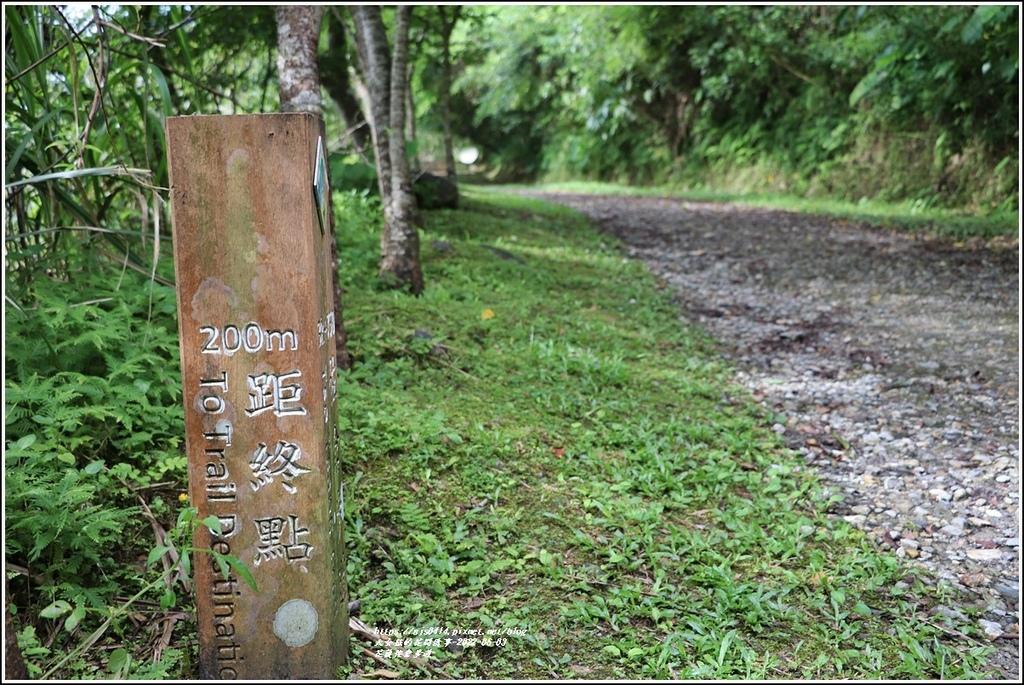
[407, 61, 420, 174]
[275, 4, 349, 367]
[320, 9, 372, 162]
[350, 6, 393, 210]
[5, 577, 28, 680]
[438, 6, 461, 183]
[275, 5, 324, 114]
[381, 4, 424, 294]
[350, 5, 424, 295]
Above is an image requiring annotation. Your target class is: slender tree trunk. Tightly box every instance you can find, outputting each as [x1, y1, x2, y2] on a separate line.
[438, 5, 461, 183]
[407, 61, 420, 174]
[350, 6, 393, 210]
[275, 5, 324, 114]
[275, 4, 349, 367]
[351, 5, 424, 295]
[320, 9, 372, 162]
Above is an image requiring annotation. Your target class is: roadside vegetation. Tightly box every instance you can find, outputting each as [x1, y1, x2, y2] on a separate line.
[332, 189, 998, 679]
[6, 189, 1000, 679]
[456, 6, 1018, 217]
[5, 4, 1013, 679]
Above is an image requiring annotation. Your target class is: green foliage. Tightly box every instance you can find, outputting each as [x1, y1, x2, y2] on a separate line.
[5, 275, 183, 471]
[20, 507, 247, 680]
[4, 6, 278, 677]
[4, 288, 254, 677]
[849, 6, 1018, 150]
[330, 153, 379, 196]
[3, 266, 197, 677]
[5, 438, 132, 578]
[334, 189, 998, 679]
[4, 5, 278, 291]
[454, 6, 1018, 214]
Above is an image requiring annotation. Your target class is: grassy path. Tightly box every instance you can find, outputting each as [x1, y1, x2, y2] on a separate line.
[333, 188, 996, 679]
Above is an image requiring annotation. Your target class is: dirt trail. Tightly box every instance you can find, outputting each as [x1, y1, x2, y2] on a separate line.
[522, 191, 1020, 678]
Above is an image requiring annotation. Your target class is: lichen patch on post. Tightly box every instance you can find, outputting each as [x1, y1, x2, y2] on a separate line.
[273, 599, 319, 648]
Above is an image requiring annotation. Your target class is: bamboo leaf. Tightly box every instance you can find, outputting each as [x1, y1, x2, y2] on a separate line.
[5, 166, 152, 191]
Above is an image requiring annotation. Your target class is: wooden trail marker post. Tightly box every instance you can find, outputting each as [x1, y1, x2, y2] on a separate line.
[166, 114, 348, 679]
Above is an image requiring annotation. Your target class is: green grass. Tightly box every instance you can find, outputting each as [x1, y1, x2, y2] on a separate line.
[498, 180, 1020, 240]
[332, 188, 997, 679]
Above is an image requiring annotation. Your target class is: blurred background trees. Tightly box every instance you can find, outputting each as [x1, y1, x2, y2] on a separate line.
[453, 5, 1017, 212]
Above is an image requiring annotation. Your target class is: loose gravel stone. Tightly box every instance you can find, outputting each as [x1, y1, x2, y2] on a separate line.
[524, 191, 1020, 679]
[979, 619, 1006, 640]
[994, 582, 1019, 600]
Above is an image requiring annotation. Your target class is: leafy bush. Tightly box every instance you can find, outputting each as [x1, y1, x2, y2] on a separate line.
[4, 269, 190, 677]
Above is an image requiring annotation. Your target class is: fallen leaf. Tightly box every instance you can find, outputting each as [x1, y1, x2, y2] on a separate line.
[481, 308, 495, 320]
[959, 573, 988, 587]
[552, 446, 565, 458]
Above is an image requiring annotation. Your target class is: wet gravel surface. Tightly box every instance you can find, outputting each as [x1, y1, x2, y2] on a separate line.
[523, 191, 1020, 678]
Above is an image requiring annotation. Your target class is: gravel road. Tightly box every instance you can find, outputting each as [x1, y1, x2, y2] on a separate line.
[523, 191, 1020, 679]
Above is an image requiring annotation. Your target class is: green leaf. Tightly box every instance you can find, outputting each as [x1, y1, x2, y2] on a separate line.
[159, 588, 177, 611]
[64, 604, 86, 632]
[201, 515, 222, 535]
[84, 460, 105, 475]
[14, 434, 36, 450]
[211, 552, 230, 580]
[961, 6, 1004, 45]
[108, 647, 129, 674]
[222, 553, 258, 591]
[852, 600, 872, 616]
[4, 165, 152, 191]
[602, 645, 621, 657]
[849, 69, 886, 107]
[147, 545, 172, 568]
[40, 600, 72, 619]
[177, 506, 198, 527]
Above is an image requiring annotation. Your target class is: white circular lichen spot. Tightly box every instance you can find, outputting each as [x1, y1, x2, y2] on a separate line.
[273, 599, 318, 648]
